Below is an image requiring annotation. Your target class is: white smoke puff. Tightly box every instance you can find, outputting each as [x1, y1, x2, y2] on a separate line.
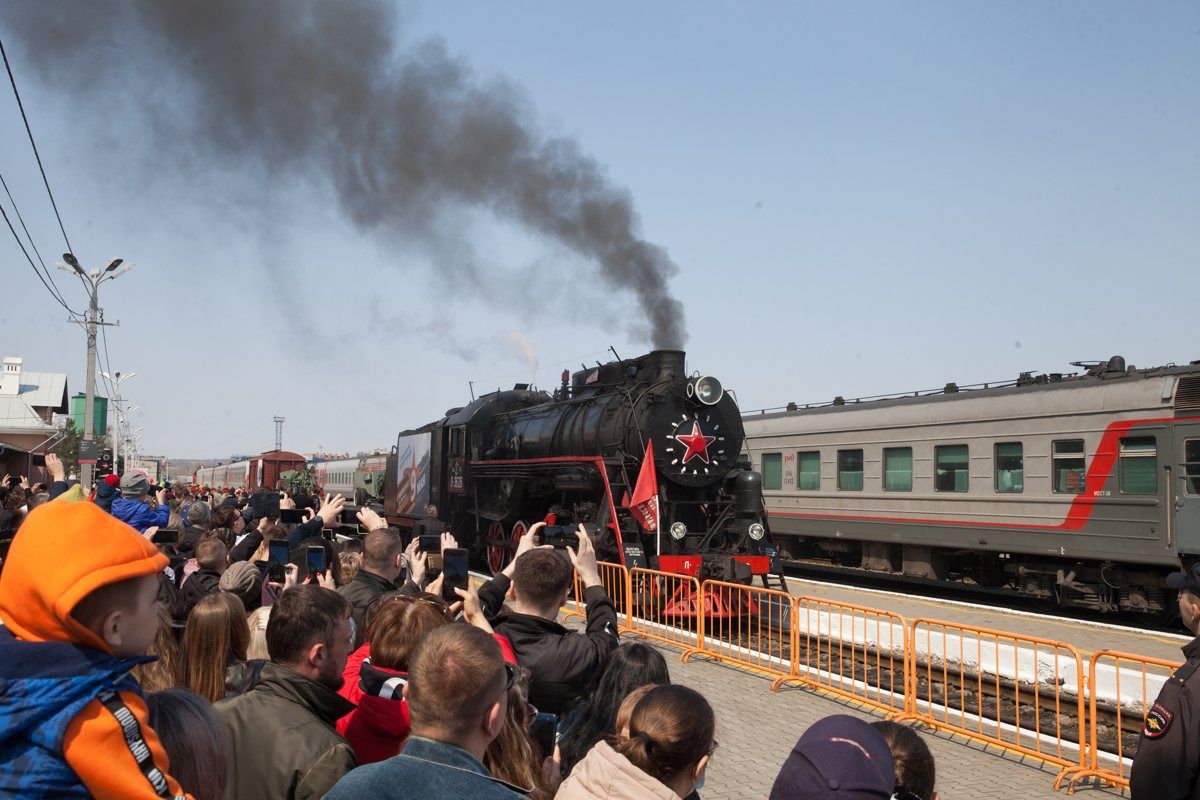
[499, 331, 539, 373]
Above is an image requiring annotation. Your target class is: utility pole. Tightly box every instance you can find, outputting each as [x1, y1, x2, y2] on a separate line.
[101, 371, 136, 474]
[274, 416, 286, 451]
[56, 253, 132, 489]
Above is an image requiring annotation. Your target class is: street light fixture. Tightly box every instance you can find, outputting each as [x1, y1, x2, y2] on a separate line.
[58, 253, 132, 488]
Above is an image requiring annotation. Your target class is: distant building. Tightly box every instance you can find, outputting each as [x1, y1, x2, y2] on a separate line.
[0, 356, 69, 479]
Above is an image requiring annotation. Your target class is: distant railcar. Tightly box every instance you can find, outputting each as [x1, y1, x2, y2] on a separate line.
[742, 356, 1200, 618]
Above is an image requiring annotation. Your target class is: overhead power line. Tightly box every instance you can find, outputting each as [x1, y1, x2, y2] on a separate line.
[0, 169, 81, 316]
[1, 36, 75, 256]
[0, 198, 82, 318]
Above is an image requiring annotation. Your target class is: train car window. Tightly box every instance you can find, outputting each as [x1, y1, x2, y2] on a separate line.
[1052, 440, 1086, 493]
[883, 448, 912, 492]
[1118, 437, 1157, 494]
[761, 453, 783, 490]
[837, 449, 863, 491]
[797, 451, 821, 491]
[935, 445, 969, 492]
[994, 442, 1024, 493]
[1186, 440, 1200, 495]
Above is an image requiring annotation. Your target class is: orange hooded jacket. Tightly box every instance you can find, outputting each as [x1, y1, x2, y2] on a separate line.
[0, 500, 192, 799]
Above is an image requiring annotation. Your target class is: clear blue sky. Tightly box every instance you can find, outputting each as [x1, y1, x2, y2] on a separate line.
[2, 2, 1197, 458]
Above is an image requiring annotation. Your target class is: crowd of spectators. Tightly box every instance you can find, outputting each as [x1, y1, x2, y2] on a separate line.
[0, 466, 939, 799]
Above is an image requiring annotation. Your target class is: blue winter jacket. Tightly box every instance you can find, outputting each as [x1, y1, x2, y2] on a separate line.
[0, 627, 151, 797]
[326, 736, 527, 800]
[109, 497, 169, 532]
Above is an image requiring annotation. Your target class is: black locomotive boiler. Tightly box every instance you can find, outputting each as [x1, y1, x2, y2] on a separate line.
[383, 350, 779, 587]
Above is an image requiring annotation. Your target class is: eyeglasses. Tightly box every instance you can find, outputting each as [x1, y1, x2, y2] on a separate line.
[891, 787, 924, 800]
[503, 662, 517, 691]
[708, 740, 720, 756]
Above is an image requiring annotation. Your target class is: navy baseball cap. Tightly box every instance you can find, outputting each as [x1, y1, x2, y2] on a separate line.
[769, 715, 895, 800]
[1167, 563, 1200, 595]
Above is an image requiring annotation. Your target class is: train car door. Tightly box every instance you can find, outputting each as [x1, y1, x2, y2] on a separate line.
[1178, 425, 1200, 555]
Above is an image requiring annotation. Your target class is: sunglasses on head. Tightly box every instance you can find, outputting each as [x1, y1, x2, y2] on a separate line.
[892, 787, 924, 800]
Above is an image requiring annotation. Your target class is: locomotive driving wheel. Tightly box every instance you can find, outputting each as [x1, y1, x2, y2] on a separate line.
[510, 521, 528, 569]
[486, 521, 507, 574]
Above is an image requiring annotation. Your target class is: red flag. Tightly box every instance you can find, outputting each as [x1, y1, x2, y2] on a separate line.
[629, 441, 659, 532]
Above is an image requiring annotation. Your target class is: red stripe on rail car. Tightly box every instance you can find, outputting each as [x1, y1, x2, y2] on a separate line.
[768, 415, 1200, 532]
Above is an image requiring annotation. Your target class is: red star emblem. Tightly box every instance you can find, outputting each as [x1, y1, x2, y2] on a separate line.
[674, 421, 717, 464]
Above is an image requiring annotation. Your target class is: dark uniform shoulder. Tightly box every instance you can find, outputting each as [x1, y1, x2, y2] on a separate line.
[1173, 658, 1200, 686]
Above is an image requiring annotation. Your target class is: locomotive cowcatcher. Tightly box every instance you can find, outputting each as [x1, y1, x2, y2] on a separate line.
[382, 350, 783, 615]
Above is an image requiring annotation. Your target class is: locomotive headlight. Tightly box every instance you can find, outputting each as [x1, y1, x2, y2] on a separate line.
[748, 522, 766, 541]
[691, 376, 724, 406]
[669, 521, 688, 540]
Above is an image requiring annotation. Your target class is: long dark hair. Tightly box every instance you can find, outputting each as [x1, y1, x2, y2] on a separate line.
[872, 721, 936, 800]
[145, 689, 229, 800]
[557, 642, 670, 776]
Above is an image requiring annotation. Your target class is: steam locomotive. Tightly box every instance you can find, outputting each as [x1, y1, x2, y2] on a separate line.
[382, 350, 779, 586]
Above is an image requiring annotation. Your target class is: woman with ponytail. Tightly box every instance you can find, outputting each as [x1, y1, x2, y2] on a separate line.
[555, 684, 715, 800]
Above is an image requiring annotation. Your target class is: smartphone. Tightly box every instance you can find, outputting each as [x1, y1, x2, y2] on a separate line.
[531, 713, 558, 760]
[268, 539, 290, 583]
[419, 534, 441, 552]
[339, 508, 360, 528]
[306, 545, 327, 576]
[251, 492, 281, 519]
[150, 528, 180, 545]
[440, 547, 469, 603]
[537, 525, 579, 549]
[279, 508, 304, 525]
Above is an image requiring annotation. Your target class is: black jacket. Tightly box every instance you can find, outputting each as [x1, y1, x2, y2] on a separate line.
[216, 662, 357, 800]
[479, 573, 620, 715]
[178, 568, 222, 620]
[337, 569, 421, 646]
[1131, 636, 1200, 800]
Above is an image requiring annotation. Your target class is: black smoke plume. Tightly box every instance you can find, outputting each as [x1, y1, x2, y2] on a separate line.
[2, 1, 687, 349]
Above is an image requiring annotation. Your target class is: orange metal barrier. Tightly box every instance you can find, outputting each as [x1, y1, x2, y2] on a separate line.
[626, 567, 703, 649]
[681, 580, 793, 679]
[561, 562, 630, 625]
[777, 596, 909, 714]
[562, 570, 586, 621]
[1055, 649, 1180, 793]
[903, 618, 1087, 772]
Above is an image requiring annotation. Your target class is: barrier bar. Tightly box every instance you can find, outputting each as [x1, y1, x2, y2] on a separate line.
[626, 567, 703, 650]
[1055, 649, 1180, 793]
[681, 580, 793, 680]
[905, 618, 1086, 772]
[561, 562, 629, 625]
[778, 596, 908, 713]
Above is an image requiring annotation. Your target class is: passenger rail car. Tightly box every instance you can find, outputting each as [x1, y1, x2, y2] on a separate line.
[313, 455, 388, 505]
[194, 450, 307, 492]
[742, 356, 1200, 618]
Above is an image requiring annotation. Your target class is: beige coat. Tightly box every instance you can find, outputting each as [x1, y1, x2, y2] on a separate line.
[555, 741, 681, 800]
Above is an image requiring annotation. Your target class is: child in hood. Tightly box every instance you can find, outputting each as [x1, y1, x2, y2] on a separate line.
[0, 500, 191, 798]
[94, 472, 121, 512]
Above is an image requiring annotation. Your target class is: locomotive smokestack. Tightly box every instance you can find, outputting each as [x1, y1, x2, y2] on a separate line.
[2, 1, 688, 350]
